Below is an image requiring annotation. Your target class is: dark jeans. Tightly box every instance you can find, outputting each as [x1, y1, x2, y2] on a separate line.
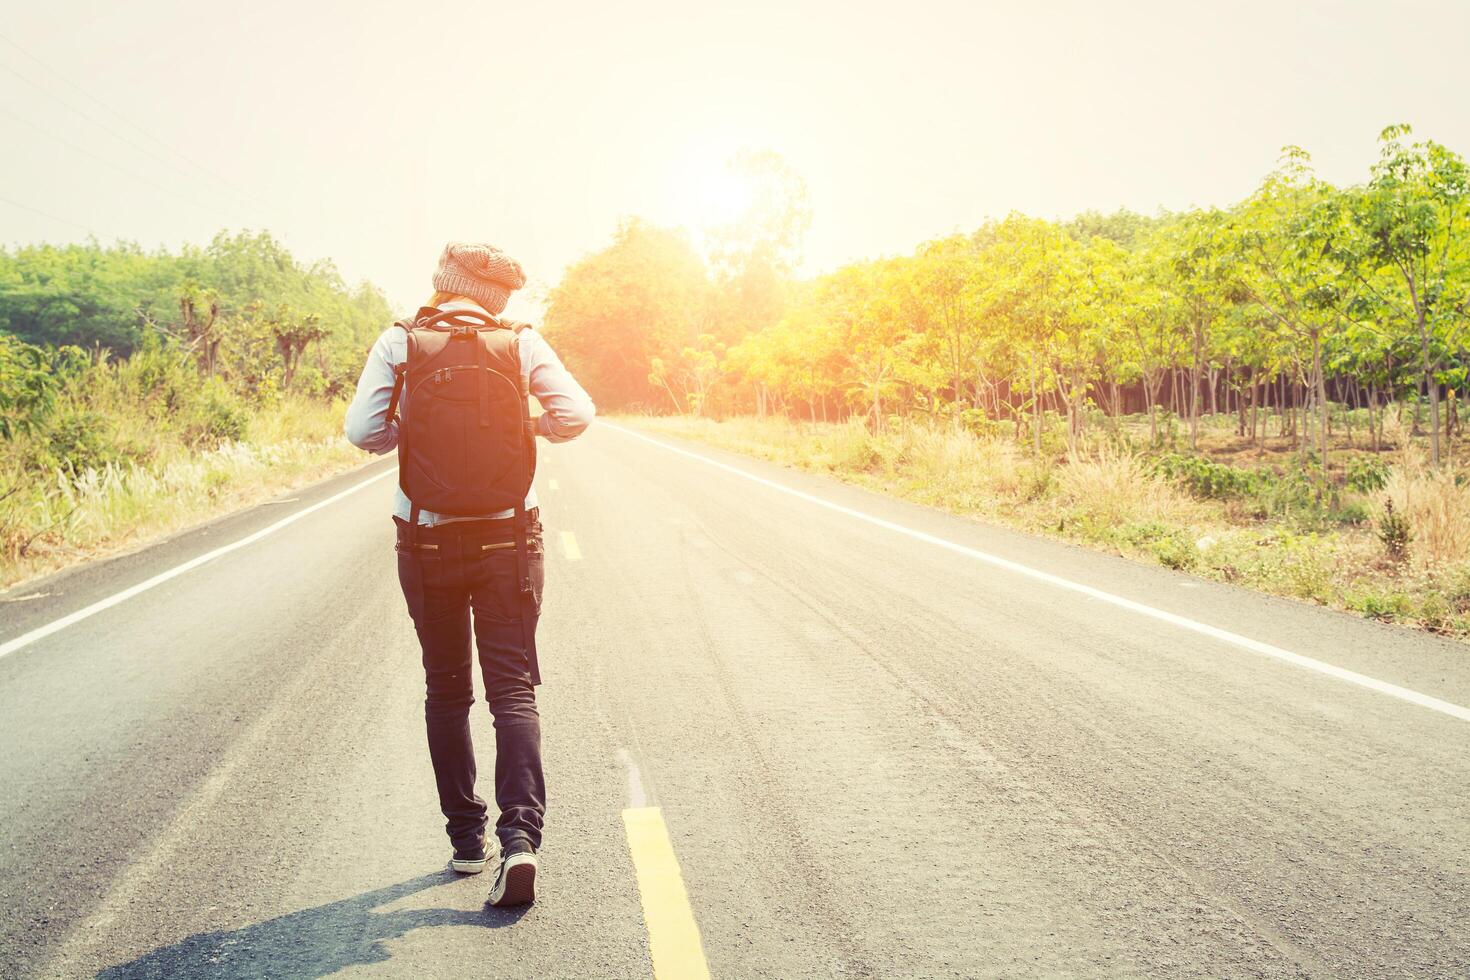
[395, 511, 546, 853]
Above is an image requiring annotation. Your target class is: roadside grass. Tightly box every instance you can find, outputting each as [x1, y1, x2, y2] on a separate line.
[629, 412, 1470, 641]
[0, 396, 363, 590]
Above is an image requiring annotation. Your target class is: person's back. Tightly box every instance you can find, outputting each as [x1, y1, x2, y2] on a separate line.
[344, 243, 595, 905]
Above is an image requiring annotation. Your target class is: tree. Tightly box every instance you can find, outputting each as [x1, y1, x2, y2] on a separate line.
[542, 219, 709, 411]
[1160, 209, 1232, 450]
[1228, 148, 1352, 467]
[270, 310, 325, 390]
[1334, 125, 1470, 465]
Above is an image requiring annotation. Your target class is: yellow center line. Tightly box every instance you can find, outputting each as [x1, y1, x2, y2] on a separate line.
[623, 807, 712, 980]
[560, 530, 582, 561]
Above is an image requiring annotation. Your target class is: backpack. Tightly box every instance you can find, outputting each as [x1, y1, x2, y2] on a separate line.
[385, 305, 541, 677]
[386, 306, 536, 519]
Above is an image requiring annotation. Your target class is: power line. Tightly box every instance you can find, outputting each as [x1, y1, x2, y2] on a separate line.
[0, 104, 225, 219]
[0, 61, 209, 196]
[0, 193, 103, 237]
[6, 31, 268, 209]
[0, 36, 268, 216]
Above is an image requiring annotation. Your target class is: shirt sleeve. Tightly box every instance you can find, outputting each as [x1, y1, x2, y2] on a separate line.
[343, 329, 401, 454]
[522, 329, 596, 443]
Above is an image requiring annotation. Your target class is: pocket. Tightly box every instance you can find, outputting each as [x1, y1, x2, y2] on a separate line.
[529, 549, 545, 611]
[395, 546, 444, 625]
[468, 539, 544, 620]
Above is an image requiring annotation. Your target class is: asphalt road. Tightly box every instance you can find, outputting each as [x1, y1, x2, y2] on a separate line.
[2, 421, 1468, 978]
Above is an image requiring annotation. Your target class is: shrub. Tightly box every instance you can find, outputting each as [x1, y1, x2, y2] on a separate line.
[1347, 590, 1414, 620]
[186, 380, 250, 445]
[1345, 455, 1391, 493]
[1251, 467, 1329, 524]
[0, 336, 86, 438]
[1329, 499, 1371, 525]
[1152, 531, 1198, 570]
[1380, 459, 1470, 566]
[1246, 532, 1334, 600]
[1152, 453, 1261, 500]
[44, 410, 128, 474]
[1376, 498, 1412, 562]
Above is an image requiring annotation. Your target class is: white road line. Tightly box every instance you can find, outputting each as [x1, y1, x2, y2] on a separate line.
[603, 422, 1470, 724]
[561, 530, 583, 561]
[0, 467, 395, 662]
[616, 747, 649, 808]
[549, 478, 561, 491]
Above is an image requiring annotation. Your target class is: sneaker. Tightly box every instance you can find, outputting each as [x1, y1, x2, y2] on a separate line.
[449, 833, 491, 875]
[489, 841, 538, 906]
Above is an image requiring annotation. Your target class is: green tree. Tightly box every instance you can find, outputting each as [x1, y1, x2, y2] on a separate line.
[1337, 125, 1470, 464]
[542, 219, 710, 411]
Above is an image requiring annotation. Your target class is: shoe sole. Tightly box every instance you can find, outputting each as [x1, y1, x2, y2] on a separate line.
[449, 857, 487, 874]
[491, 855, 537, 906]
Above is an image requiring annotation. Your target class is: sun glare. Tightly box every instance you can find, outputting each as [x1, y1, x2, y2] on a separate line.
[675, 159, 756, 233]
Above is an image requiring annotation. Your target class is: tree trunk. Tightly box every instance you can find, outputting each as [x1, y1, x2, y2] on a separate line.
[1422, 320, 1441, 465]
[1236, 365, 1248, 437]
[1030, 355, 1042, 456]
[1189, 321, 1203, 451]
[1252, 375, 1262, 450]
[1313, 332, 1329, 469]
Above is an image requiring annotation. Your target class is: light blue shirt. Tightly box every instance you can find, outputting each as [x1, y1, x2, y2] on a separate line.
[344, 300, 596, 524]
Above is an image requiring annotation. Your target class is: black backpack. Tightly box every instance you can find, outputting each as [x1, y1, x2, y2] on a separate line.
[386, 305, 540, 674]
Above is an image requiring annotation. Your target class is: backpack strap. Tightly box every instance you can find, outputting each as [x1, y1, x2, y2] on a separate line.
[386, 363, 407, 424]
[415, 307, 504, 332]
[385, 318, 414, 424]
[476, 332, 493, 427]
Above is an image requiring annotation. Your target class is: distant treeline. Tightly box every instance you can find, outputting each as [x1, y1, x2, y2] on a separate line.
[544, 126, 1470, 467]
[0, 231, 391, 497]
[0, 231, 389, 390]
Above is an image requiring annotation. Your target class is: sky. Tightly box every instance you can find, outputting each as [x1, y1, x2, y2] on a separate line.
[2, 0, 1468, 319]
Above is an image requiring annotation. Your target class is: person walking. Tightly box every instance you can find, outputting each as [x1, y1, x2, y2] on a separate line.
[344, 243, 595, 906]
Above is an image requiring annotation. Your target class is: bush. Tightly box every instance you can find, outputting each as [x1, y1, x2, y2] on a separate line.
[44, 410, 128, 474]
[1251, 467, 1326, 523]
[1346, 590, 1414, 620]
[1248, 531, 1334, 600]
[186, 380, 250, 445]
[957, 407, 1007, 439]
[1152, 453, 1261, 500]
[1376, 498, 1412, 561]
[1330, 499, 1372, 525]
[1152, 531, 1198, 570]
[0, 336, 86, 438]
[1346, 455, 1391, 493]
[1380, 460, 1470, 566]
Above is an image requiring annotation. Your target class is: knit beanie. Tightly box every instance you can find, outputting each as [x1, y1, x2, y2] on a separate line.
[432, 243, 526, 315]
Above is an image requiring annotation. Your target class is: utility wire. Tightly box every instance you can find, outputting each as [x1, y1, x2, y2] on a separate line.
[0, 43, 268, 220]
[0, 31, 273, 211]
[0, 31, 271, 213]
[0, 104, 224, 219]
[0, 61, 211, 195]
[0, 193, 103, 237]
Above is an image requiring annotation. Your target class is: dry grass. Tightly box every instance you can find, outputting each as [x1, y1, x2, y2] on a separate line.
[1054, 446, 1203, 528]
[631, 412, 1470, 642]
[1379, 449, 1470, 567]
[0, 397, 364, 590]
